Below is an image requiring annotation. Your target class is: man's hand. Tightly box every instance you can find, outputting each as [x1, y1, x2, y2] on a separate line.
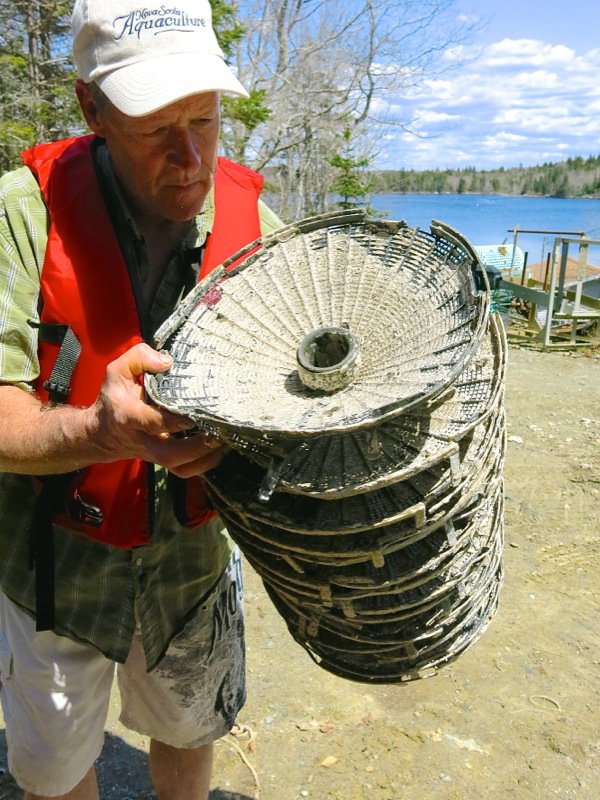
[90, 343, 224, 476]
[0, 342, 224, 476]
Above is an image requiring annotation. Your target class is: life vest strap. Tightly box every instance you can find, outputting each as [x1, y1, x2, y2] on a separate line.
[29, 321, 82, 629]
[29, 475, 69, 631]
[35, 322, 82, 404]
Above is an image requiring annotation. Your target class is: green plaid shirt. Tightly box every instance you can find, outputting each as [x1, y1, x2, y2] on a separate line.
[0, 142, 281, 668]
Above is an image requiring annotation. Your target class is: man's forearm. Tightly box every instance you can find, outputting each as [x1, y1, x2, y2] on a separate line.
[0, 344, 225, 478]
[0, 385, 102, 474]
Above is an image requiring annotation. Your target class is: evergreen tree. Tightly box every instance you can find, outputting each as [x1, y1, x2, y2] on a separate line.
[553, 174, 570, 198]
[329, 126, 370, 210]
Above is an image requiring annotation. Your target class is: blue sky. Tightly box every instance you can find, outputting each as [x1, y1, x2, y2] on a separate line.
[374, 0, 600, 170]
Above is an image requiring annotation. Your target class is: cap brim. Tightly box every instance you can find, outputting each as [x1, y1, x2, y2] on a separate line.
[97, 52, 248, 116]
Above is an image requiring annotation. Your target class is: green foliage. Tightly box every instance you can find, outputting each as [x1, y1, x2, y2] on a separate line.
[221, 89, 272, 163]
[329, 126, 370, 210]
[210, 0, 245, 58]
[0, 120, 36, 166]
[0, 1, 77, 171]
[222, 89, 271, 132]
[553, 174, 570, 198]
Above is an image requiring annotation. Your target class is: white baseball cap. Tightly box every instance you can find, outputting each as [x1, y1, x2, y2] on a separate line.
[71, 0, 248, 117]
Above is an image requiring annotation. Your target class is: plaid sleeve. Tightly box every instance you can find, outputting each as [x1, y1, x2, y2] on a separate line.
[258, 198, 284, 236]
[0, 167, 48, 387]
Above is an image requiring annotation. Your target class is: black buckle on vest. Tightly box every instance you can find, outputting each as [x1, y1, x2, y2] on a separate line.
[30, 321, 82, 404]
[43, 379, 70, 401]
[67, 490, 104, 527]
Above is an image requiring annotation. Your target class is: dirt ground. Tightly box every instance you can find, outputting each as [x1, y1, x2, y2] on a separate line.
[1, 342, 599, 800]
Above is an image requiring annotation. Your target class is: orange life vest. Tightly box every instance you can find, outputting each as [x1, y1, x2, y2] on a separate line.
[22, 134, 263, 549]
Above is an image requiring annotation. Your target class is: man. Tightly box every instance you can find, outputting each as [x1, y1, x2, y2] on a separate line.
[0, 0, 281, 798]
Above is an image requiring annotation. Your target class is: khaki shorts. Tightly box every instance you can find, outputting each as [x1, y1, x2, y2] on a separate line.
[0, 551, 245, 797]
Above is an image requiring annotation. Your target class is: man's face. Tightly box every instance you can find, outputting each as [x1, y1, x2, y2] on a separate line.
[85, 88, 221, 225]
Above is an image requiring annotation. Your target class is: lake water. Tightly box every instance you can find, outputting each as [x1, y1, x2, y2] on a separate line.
[368, 194, 600, 266]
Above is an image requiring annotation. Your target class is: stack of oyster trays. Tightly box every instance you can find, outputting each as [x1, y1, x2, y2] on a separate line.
[146, 209, 507, 684]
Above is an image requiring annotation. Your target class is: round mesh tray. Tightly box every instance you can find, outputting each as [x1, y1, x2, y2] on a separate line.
[147, 211, 488, 438]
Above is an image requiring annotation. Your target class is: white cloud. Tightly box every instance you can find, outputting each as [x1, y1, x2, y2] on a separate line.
[511, 69, 559, 89]
[485, 39, 575, 67]
[441, 44, 473, 63]
[489, 131, 529, 144]
[414, 109, 459, 124]
[492, 107, 570, 127]
[376, 34, 600, 169]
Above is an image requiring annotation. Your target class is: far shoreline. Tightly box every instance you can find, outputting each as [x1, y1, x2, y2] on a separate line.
[366, 190, 600, 200]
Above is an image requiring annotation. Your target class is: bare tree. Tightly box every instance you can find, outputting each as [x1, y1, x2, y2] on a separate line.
[225, 0, 476, 219]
